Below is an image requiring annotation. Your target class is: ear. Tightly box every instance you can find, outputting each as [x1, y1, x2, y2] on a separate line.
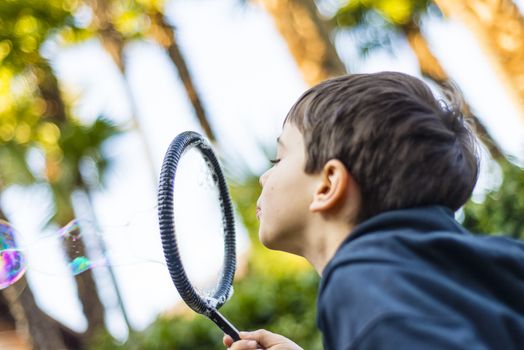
[309, 159, 351, 213]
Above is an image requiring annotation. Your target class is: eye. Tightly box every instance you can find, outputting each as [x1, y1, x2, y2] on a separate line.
[269, 159, 280, 165]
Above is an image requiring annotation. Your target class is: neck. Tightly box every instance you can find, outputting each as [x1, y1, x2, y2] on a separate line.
[302, 220, 354, 275]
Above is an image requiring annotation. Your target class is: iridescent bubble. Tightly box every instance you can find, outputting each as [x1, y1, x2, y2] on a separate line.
[58, 219, 81, 241]
[60, 219, 91, 276]
[1, 214, 161, 283]
[59, 219, 107, 276]
[69, 256, 93, 276]
[0, 249, 26, 289]
[1, 220, 16, 250]
[0, 221, 27, 290]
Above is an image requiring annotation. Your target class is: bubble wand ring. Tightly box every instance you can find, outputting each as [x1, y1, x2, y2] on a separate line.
[157, 131, 239, 341]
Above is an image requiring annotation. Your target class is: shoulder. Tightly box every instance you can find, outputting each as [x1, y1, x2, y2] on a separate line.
[317, 229, 524, 350]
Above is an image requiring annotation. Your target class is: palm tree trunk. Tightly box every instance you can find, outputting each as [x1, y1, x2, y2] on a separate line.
[34, 61, 108, 339]
[2, 277, 73, 350]
[402, 21, 506, 162]
[402, 22, 448, 84]
[0, 205, 69, 350]
[61, 216, 107, 341]
[46, 179, 107, 341]
[259, 0, 347, 85]
[432, 0, 524, 119]
[86, 0, 159, 185]
[88, 0, 218, 143]
[147, 11, 217, 142]
[0, 290, 16, 330]
[33, 64, 67, 123]
[74, 182, 133, 331]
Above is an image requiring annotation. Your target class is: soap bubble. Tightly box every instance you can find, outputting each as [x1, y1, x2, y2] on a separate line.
[59, 219, 106, 276]
[0, 220, 27, 290]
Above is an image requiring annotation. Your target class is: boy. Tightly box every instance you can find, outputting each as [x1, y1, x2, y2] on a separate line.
[224, 72, 524, 349]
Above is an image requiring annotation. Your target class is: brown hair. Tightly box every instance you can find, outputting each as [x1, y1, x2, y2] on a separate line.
[285, 72, 480, 223]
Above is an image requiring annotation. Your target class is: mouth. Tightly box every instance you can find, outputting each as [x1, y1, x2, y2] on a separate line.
[256, 206, 261, 220]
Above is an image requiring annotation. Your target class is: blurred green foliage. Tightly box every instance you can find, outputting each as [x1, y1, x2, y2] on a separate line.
[333, 0, 439, 56]
[49, 116, 121, 224]
[463, 160, 524, 239]
[336, 0, 432, 27]
[93, 268, 321, 350]
[0, 0, 121, 220]
[0, 0, 74, 69]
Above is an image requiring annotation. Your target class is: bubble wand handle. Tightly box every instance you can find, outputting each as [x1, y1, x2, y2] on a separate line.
[208, 308, 240, 341]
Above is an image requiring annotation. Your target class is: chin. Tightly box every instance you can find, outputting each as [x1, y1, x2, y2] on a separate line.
[258, 230, 271, 248]
[259, 228, 297, 254]
[258, 228, 278, 250]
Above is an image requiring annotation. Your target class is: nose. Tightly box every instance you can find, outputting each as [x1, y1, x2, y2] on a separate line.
[259, 169, 270, 187]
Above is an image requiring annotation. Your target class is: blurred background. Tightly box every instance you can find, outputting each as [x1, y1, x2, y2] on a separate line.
[1, 0, 524, 349]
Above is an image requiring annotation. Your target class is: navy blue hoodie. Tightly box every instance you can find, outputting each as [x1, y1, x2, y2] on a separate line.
[317, 206, 524, 350]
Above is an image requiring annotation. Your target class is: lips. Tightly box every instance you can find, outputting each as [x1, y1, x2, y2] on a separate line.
[256, 206, 261, 219]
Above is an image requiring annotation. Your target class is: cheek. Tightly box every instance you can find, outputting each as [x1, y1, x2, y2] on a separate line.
[260, 170, 279, 200]
[260, 185, 278, 217]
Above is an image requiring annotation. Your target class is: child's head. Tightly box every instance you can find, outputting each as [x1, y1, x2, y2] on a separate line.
[282, 71, 480, 224]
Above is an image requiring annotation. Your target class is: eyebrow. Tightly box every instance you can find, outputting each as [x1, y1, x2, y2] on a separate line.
[277, 137, 285, 148]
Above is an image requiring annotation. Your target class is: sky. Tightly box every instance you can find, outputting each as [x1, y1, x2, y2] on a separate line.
[2, 0, 524, 341]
